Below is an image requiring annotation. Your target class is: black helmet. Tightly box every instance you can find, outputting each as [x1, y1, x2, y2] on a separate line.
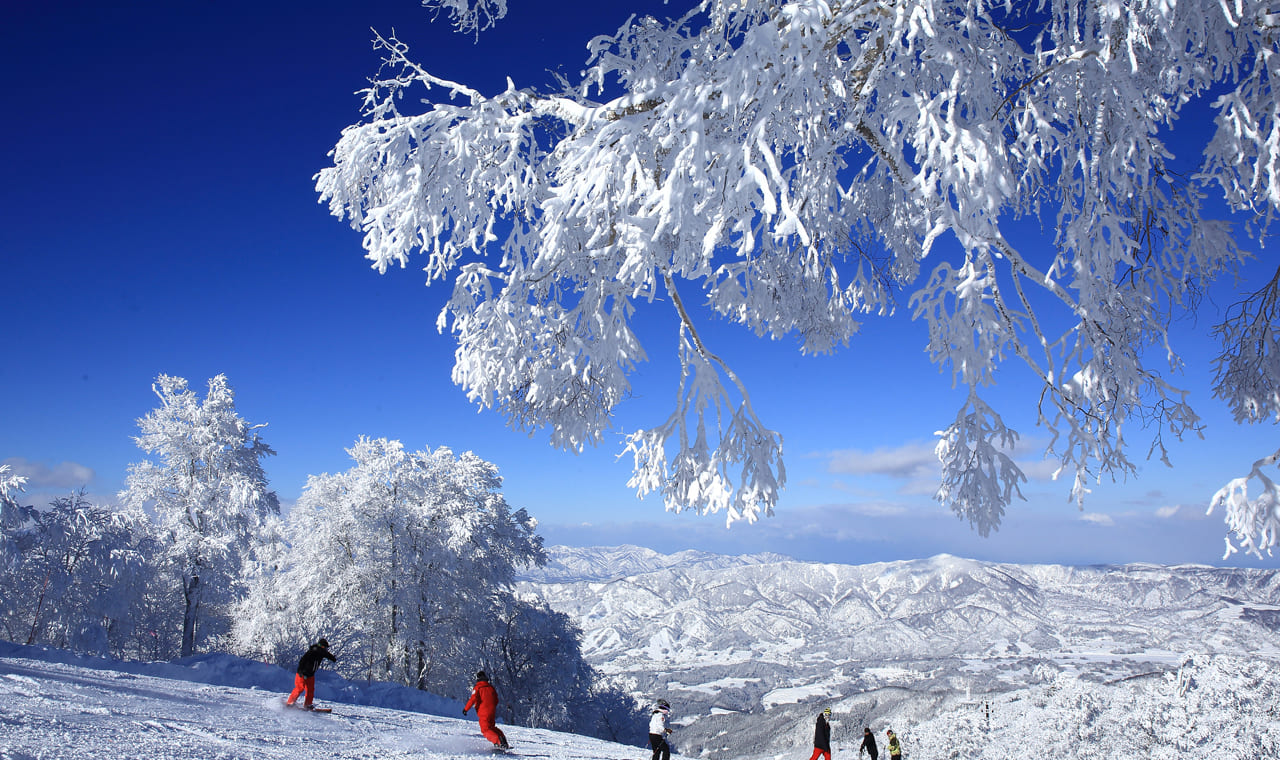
[476, 670, 489, 682]
[317, 638, 329, 648]
[656, 699, 670, 710]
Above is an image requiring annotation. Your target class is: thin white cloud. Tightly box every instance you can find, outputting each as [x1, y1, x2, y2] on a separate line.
[823, 437, 1060, 499]
[2, 457, 95, 490]
[1156, 505, 1180, 519]
[1080, 512, 1115, 526]
[825, 441, 937, 479]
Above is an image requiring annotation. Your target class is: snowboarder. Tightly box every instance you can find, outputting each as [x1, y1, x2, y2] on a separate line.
[807, 707, 833, 760]
[886, 728, 902, 759]
[464, 671, 509, 750]
[285, 638, 337, 710]
[649, 699, 673, 760]
[859, 727, 879, 760]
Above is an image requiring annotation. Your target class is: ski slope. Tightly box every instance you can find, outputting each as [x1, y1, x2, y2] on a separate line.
[0, 643, 659, 760]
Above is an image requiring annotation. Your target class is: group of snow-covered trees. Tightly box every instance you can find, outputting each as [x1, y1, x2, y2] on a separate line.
[905, 654, 1280, 759]
[0, 375, 640, 741]
[321, 0, 1280, 557]
[0, 479, 163, 658]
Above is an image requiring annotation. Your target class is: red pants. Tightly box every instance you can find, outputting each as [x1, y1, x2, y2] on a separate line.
[477, 712, 507, 746]
[286, 673, 316, 706]
[808, 749, 831, 760]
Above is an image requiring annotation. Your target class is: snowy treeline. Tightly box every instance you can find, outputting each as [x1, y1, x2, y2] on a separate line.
[0, 483, 164, 658]
[904, 655, 1280, 760]
[0, 376, 643, 743]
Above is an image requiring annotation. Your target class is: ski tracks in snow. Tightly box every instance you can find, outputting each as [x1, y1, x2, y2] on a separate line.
[0, 653, 659, 760]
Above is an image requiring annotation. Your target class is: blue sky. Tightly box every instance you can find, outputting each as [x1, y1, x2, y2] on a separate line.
[3, 0, 1277, 568]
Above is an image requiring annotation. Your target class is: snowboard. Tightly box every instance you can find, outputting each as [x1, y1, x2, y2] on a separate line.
[486, 742, 547, 752]
[283, 700, 332, 713]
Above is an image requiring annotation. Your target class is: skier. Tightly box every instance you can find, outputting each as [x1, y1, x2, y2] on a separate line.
[649, 699, 673, 760]
[285, 637, 337, 710]
[885, 728, 902, 759]
[807, 707, 833, 760]
[464, 671, 510, 750]
[859, 727, 879, 760]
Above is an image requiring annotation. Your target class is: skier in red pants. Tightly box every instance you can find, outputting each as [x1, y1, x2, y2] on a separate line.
[464, 671, 509, 749]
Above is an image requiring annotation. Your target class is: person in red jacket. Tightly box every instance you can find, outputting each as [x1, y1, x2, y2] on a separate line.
[464, 670, 509, 750]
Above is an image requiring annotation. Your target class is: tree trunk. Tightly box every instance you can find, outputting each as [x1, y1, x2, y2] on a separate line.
[26, 571, 51, 645]
[181, 573, 200, 658]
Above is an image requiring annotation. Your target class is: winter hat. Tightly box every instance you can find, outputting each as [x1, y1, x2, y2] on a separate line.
[317, 638, 329, 648]
[823, 708, 832, 716]
[476, 671, 489, 682]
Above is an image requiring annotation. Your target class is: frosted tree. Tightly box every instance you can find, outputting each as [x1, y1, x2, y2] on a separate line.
[479, 596, 643, 740]
[0, 464, 31, 643]
[233, 437, 544, 694]
[120, 374, 279, 657]
[317, 0, 1280, 548]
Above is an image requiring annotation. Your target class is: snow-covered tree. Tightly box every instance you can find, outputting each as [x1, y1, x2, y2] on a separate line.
[317, 0, 1280, 550]
[233, 437, 543, 695]
[0, 464, 32, 643]
[478, 596, 645, 741]
[120, 374, 279, 657]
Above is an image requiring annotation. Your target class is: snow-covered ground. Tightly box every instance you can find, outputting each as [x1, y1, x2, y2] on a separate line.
[0, 642, 660, 760]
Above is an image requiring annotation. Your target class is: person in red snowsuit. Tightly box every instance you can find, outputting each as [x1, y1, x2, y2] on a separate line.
[464, 671, 509, 749]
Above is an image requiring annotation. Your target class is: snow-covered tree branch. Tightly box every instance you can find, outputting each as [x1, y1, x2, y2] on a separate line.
[421, 0, 508, 35]
[317, 0, 1280, 542]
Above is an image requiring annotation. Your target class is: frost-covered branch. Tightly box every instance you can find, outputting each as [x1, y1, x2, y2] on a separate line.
[421, 0, 508, 35]
[1209, 447, 1280, 559]
[0, 464, 26, 508]
[319, 0, 1279, 535]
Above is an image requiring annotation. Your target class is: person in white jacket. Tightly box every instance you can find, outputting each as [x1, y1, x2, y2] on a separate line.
[649, 699, 673, 760]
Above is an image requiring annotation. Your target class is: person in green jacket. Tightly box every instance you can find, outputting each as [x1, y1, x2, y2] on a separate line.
[885, 728, 902, 759]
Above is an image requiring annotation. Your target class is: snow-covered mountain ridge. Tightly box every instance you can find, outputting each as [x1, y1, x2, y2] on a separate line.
[518, 546, 1280, 759]
[521, 546, 1280, 672]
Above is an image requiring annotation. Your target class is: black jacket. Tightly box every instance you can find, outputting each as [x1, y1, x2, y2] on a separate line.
[860, 731, 878, 758]
[813, 714, 831, 751]
[296, 644, 336, 677]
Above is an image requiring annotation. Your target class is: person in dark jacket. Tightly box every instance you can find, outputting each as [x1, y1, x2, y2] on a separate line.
[464, 671, 509, 749]
[807, 707, 833, 760]
[285, 638, 337, 709]
[859, 727, 879, 759]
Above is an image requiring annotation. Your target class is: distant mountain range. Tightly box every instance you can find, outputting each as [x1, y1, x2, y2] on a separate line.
[518, 545, 1280, 759]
